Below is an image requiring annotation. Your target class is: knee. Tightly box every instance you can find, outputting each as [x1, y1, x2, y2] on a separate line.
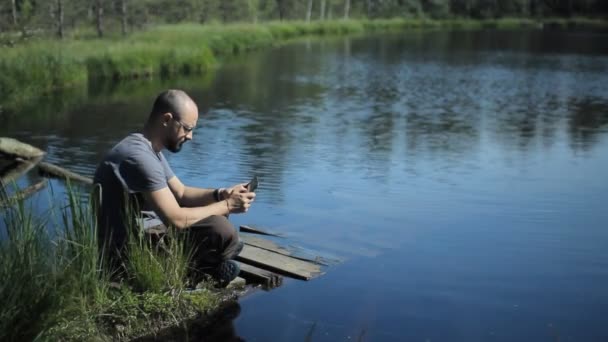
[206, 215, 237, 240]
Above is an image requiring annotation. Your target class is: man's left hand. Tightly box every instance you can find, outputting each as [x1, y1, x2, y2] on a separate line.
[220, 183, 249, 200]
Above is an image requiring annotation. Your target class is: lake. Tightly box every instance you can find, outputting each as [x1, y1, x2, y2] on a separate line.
[2, 28, 608, 341]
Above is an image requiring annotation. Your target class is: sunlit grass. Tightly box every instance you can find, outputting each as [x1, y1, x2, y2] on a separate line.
[0, 183, 219, 340]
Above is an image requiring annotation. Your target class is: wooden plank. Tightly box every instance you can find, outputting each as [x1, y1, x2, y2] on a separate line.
[239, 225, 283, 237]
[240, 234, 329, 266]
[236, 244, 323, 280]
[236, 262, 283, 288]
[240, 235, 290, 254]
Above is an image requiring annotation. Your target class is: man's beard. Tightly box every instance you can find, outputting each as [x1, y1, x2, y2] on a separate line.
[166, 136, 185, 153]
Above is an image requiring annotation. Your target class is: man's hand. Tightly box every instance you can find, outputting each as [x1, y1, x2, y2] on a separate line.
[220, 183, 248, 200]
[226, 188, 256, 213]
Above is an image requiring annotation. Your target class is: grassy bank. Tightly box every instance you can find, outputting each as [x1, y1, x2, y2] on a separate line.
[0, 184, 223, 341]
[1, 17, 606, 111]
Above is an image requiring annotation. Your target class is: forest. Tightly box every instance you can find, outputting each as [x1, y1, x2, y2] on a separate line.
[2, 0, 607, 38]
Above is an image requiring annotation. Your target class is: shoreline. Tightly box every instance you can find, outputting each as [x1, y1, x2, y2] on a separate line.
[1, 17, 606, 113]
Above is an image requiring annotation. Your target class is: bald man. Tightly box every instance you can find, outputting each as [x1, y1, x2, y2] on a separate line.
[94, 89, 255, 286]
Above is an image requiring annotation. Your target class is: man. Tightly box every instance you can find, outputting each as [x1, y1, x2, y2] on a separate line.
[94, 89, 255, 286]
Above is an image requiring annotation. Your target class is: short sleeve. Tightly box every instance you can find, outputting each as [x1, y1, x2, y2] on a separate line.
[117, 153, 168, 193]
[158, 152, 175, 181]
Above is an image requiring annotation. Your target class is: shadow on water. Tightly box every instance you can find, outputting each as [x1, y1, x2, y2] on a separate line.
[134, 301, 244, 342]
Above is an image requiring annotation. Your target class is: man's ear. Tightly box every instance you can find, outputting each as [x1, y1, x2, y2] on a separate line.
[162, 112, 173, 126]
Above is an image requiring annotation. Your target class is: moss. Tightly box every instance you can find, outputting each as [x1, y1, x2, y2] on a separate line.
[45, 287, 222, 341]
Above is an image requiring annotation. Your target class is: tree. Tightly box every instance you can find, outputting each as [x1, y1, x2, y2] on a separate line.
[11, 0, 18, 26]
[56, 0, 64, 38]
[344, 0, 350, 19]
[320, 0, 326, 19]
[248, 0, 260, 23]
[120, 0, 127, 36]
[306, 0, 314, 21]
[95, 0, 103, 37]
[275, 0, 285, 20]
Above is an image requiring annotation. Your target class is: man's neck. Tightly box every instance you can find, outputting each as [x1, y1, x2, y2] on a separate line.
[142, 124, 164, 153]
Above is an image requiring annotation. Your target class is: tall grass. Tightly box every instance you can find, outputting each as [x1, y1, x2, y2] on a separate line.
[0, 196, 62, 341]
[125, 226, 193, 293]
[0, 184, 218, 340]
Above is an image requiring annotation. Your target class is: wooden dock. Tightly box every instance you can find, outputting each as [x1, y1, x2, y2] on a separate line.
[235, 225, 327, 288]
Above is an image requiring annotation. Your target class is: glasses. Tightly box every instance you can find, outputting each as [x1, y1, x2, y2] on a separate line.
[173, 118, 195, 133]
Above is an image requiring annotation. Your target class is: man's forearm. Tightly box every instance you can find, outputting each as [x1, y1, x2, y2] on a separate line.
[179, 186, 219, 207]
[172, 200, 230, 229]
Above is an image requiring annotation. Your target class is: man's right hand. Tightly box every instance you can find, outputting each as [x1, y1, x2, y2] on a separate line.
[226, 190, 256, 213]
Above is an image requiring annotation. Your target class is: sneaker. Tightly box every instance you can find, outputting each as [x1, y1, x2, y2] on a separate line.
[213, 260, 240, 287]
[233, 239, 244, 257]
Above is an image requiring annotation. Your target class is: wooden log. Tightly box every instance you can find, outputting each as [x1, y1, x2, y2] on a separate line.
[38, 161, 93, 185]
[0, 179, 48, 207]
[0, 137, 45, 159]
[0, 156, 43, 185]
[236, 262, 283, 288]
[236, 244, 323, 281]
[239, 225, 284, 237]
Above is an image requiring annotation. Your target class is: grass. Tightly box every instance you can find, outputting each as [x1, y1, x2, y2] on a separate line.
[0, 183, 222, 341]
[2, 17, 606, 113]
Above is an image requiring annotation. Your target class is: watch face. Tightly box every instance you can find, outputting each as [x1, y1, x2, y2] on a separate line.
[248, 176, 258, 192]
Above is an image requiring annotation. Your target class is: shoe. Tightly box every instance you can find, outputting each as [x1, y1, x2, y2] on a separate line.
[233, 239, 244, 257]
[213, 260, 240, 287]
[226, 239, 244, 260]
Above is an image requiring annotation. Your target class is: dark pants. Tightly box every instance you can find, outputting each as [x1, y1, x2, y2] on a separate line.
[181, 215, 240, 269]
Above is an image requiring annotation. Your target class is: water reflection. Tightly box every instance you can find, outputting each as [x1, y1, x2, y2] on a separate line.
[134, 301, 244, 342]
[1, 30, 607, 183]
[567, 97, 608, 151]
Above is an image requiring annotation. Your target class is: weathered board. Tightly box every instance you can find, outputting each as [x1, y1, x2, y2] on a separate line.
[240, 235, 291, 254]
[239, 225, 283, 237]
[236, 244, 324, 280]
[237, 262, 283, 289]
[240, 234, 329, 266]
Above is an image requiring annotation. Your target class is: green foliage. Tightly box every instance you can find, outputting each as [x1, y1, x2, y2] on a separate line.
[46, 287, 221, 341]
[0, 43, 87, 105]
[125, 228, 193, 293]
[0, 198, 62, 341]
[3, 0, 606, 39]
[0, 185, 218, 341]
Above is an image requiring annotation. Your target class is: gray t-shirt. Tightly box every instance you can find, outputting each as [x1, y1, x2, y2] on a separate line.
[93, 133, 174, 251]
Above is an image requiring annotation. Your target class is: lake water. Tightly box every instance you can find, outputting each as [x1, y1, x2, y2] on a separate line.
[2, 29, 608, 341]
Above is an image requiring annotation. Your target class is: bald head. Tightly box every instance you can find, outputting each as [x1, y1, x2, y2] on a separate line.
[149, 89, 198, 122]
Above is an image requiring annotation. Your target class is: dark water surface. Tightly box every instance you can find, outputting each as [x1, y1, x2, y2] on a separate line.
[2, 29, 608, 341]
